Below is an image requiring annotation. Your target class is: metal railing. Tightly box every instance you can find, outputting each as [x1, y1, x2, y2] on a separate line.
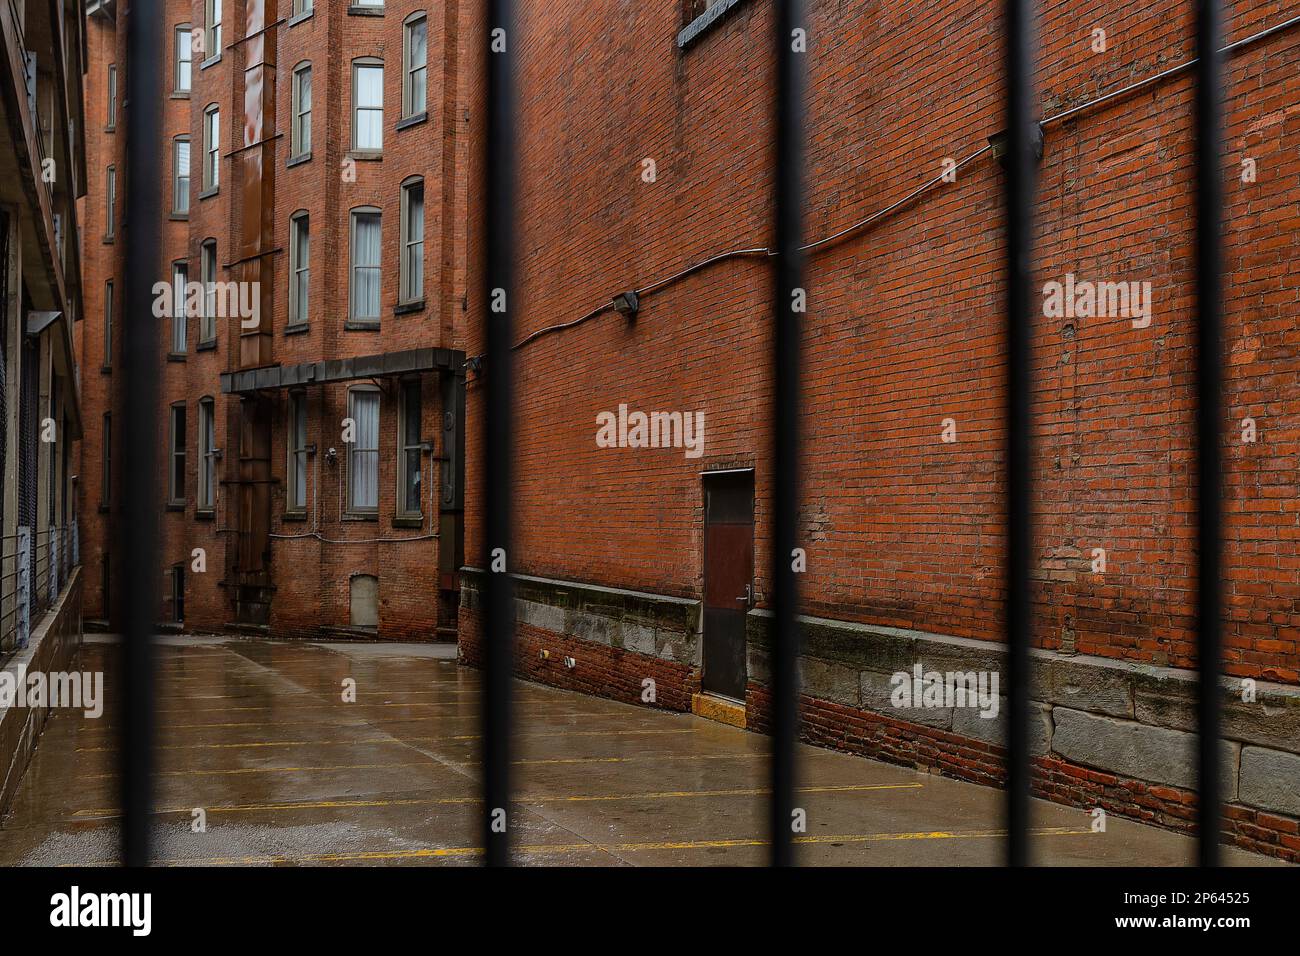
[0, 524, 78, 661]
[111, 0, 1229, 868]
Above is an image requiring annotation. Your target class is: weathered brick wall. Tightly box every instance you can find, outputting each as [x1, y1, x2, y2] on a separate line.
[461, 0, 1300, 683]
[74, 9, 118, 622]
[80, 0, 468, 638]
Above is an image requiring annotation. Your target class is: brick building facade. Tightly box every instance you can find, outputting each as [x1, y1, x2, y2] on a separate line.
[78, 0, 468, 639]
[1, 0, 88, 813]
[457, 1, 1300, 859]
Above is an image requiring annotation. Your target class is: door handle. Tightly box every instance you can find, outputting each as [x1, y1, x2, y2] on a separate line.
[736, 584, 752, 604]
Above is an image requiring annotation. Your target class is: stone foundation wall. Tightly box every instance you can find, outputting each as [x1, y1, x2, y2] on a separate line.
[459, 569, 1300, 861]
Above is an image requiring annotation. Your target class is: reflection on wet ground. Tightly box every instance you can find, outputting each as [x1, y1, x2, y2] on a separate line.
[0, 635, 1278, 866]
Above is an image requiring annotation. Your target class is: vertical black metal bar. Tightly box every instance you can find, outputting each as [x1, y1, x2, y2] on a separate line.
[120, 0, 163, 866]
[770, 0, 805, 868]
[1003, 0, 1036, 868]
[1193, 0, 1224, 869]
[482, 0, 516, 867]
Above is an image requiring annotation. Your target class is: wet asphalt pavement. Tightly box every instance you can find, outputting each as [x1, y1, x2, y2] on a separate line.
[0, 635, 1279, 866]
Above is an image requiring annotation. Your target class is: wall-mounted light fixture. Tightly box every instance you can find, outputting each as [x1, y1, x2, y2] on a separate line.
[465, 355, 483, 375]
[988, 122, 1044, 169]
[612, 291, 639, 322]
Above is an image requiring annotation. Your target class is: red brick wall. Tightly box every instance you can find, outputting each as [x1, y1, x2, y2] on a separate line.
[459, 603, 699, 714]
[461, 0, 1300, 684]
[79, 0, 468, 637]
[74, 9, 118, 621]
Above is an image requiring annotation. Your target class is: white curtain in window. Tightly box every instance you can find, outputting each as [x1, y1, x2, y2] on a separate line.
[409, 21, 427, 112]
[353, 214, 380, 319]
[350, 392, 379, 510]
[356, 66, 383, 149]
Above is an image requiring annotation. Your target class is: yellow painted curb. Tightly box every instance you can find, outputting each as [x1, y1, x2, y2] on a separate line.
[692, 693, 746, 729]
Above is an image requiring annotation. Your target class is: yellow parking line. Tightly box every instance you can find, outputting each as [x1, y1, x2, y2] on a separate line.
[73, 728, 696, 753]
[74, 826, 1093, 866]
[69, 783, 922, 819]
[85, 751, 762, 781]
[62, 712, 602, 734]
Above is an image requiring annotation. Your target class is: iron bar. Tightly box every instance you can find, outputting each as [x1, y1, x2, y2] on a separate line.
[1003, 0, 1037, 868]
[769, 0, 806, 868]
[120, 0, 164, 867]
[481, 0, 517, 868]
[1193, 0, 1224, 869]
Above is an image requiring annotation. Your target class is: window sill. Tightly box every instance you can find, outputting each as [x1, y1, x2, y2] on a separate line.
[196, 509, 215, 521]
[392, 515, 423, 529]
[167, 352, 187, 362]
[104, 124, 116, 133]
[197, 339, 217, 352]
[394, 299, 425, 316]
[284, 323, 309, 336]
[98, 504, 110, 514]
[348, 150, 383, 162]
[286, 151, 312, 168]
[677, 0, 751, 49]
[281, 511, 308, 522]
[396, 112, 427, 131]
[102, 235, 114, 244]
[171, 91, 191, 99]
[200, 52, 223, 71]
[166, 502, 185, 512]
[343, 513, 379, 521]
[198, 186, 219, 201]
[287, 7, 314, 27]
[344, 320, 380, 331]
[168, 211, 189, 221]
[347, 5, 384, 16]
[100, 365, 112, 374]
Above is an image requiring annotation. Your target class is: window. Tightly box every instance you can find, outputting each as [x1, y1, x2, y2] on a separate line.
[287, 391, 307, 512]
[173, 136, 190, 214]
[203, 105, 220, 191]
[171, 566, 185, 623]
[106, 65, 117, 128]
[171, 261, 188, 353]
[105, 165, 116, 237]
[292, 0, 312, 14]
[352, 60, 383, 151]
[397, 380, 422, 516]
[101, 414, 111, 506]
[175, 26, 192, 91]
[288, 212, 309, 327]
[291, 63, 311, 157]
[400, 178, 424, 303]
[103, 280, 113, 367]
[205, 0, 222, 57]
[347, 389, 379, 513]
[198, 399, 216, 511]
[403, 15, 427, 118]
[349, 208, 381, 322]
[200, 239, 217, 342]
[355, 0, 383, 7]
[169, 404, 186, 505]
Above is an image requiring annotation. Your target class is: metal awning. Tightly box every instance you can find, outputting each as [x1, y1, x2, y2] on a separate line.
[219, 347, 465, 395]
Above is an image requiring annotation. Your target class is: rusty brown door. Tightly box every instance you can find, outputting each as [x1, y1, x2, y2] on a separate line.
[702, 470, 754, 700]
[233, 395, 273, 625]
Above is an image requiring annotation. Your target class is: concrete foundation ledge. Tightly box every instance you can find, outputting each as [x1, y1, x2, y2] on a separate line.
[460, 567, 701, 665]
[745, 608, 1300, 823]
[0, 566, 83, 819]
